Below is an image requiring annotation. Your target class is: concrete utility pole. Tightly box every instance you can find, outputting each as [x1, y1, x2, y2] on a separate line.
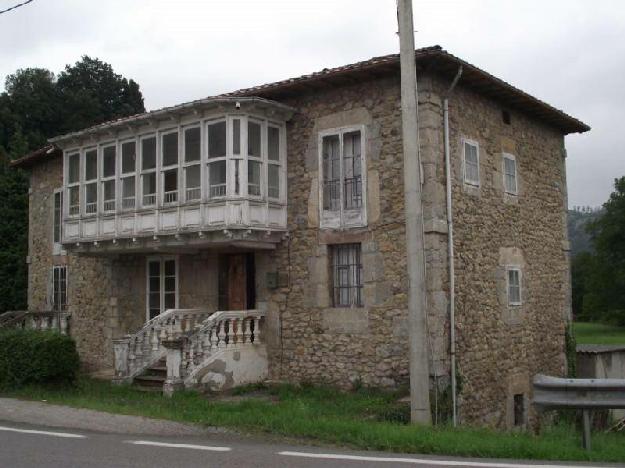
[397, 0, 432, 425]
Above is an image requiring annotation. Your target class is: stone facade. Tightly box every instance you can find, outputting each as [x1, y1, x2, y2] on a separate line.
[24, 64, 573, 429]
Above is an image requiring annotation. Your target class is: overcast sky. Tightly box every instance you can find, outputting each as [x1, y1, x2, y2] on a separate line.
[1, 0, 623, 207]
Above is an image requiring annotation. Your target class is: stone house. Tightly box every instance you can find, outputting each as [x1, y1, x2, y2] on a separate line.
[12, 46, 589, 428]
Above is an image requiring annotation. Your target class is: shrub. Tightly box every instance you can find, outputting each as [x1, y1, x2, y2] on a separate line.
[0, 329, 79, 389]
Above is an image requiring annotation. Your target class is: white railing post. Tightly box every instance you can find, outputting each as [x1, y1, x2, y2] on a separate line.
[113, 337, 130, 383]
[163, 338, 184, 397]
[253, 316, 262, 344]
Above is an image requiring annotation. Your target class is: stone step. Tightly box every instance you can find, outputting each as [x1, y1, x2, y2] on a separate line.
[133, 374, 166, 387]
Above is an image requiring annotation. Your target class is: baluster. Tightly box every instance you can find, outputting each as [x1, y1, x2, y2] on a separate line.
[253, 316, 262, 343]
[202, 330, 211, 354]
[160, 326, 167, 343]
[151, 326, 159, 352]
[234, 318, 243, 345]
[218, 320, 226, 349]
[60, 314, 68, 335]
[243, 318, 251, 344]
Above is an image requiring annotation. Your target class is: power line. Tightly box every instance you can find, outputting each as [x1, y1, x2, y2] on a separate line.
[0, 0, 34, 15]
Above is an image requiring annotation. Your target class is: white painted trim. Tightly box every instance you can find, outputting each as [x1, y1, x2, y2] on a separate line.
[318, 124, 367, 229]
[502, 152, 518, 195]
[52, 188, 64, 253]
[145, 255, 179, 322]
[505, 265, 522, 306]
[462, 138, 480, 187]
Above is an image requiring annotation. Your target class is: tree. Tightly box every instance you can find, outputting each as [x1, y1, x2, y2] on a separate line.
[582, 177, 625, 325]
[57, 56, 144, 134]
[0, 57, 145, 312]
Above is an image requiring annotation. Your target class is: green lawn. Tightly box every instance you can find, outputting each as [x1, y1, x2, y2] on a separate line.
[573, 322, 625, 345]
[3, 378, 625, 463]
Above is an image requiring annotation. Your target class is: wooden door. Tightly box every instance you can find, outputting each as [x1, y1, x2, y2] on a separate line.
[227, 254, 247, 310]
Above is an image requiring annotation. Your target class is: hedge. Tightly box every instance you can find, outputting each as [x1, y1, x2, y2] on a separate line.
[0, 328, 79, 389]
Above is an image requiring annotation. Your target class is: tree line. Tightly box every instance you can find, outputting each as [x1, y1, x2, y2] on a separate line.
[0, 56, 145, 312]
[572, 177, 625, 325]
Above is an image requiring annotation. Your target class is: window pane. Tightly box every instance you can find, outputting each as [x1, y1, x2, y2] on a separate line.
[68, 186, 80, 215]
[184, 127, 201, 162]
[185, 165, 201, 201]
[68, 153, 80, 183]
[248, 160, 261, 196]
[464, 142, 479, 184]
[164, 277, 176, 293]
[343, 131, 362, 209]
[163, 169, 177, 203]
[268, 164, 280, 198]
[332, 244, 363, 307]
[268, 126, 280, 161]
[53, 192, 62, 243]
[143, 172, 156, 205]
[162, 132, 178, 167]
[248, 121, 261, 157]
[208, 121, 226, 158]
[85, 182, 97, 214]
[164, 293, 176, 309]
[232, 119, 241, 155]
[508, 270, 521, 304]
[122, 142, 136, 173]
[122, 177, 135, 209]
[85, 149, 98, 181]
[103, 180, 115, 211]
[142, 137, 156, 170]
[164, 259, 176, 276]
[149, 260, 160, 277]
[504, 157, 517, 193]
[209, 160, 226, 197]
[322, 135, 340, 211]
[103, 146, 116, 177]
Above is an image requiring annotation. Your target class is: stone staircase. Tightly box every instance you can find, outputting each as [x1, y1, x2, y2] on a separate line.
[133, 358, 167, 392]
[113, 308, 268, 395]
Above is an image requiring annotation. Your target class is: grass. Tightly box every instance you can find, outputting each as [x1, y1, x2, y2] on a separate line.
[2, 378, 625, 463]
[574, 321, 625, 345]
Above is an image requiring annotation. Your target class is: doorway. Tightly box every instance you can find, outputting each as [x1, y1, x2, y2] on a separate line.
[146, 256, 178, 321]
[218, 253, 255, 311]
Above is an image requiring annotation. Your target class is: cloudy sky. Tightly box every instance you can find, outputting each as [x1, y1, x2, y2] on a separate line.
[1, 0, 623, 207]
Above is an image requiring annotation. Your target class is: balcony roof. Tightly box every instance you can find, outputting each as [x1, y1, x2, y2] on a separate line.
[47, 96, 296, 148]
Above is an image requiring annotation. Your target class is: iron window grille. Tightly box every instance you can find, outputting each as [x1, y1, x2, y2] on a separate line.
[52, 266, 67, 312]
[332, 243, 364, 307]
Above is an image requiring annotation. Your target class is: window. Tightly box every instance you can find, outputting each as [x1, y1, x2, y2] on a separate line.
[141, 136, 157, 206]
[52, 266, 67, 312]
[320, 127, 365, 227]
[53, 190, 62, 245]
[463, 139, 480, 186]
[503, 153, 518, 195]
[147, 257, 177, 321]
[121, 141, 136, 209]
[507, 267, 522, 306]
[184, 127, 201, 201]
[513, 393, 525, 426]
[232, 118, 242, 195]
[84, 149, 98, 214]
[161, 132, 178, 204]
[331, 243, 363, 307]
[207, 120, 227, 198]
[267, 125, 281, 199]
[247, 120, 263, 197]
[67, 152, 81, 216]
[102, 145, 116, 212]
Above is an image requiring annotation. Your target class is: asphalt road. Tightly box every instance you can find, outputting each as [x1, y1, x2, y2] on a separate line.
[0, 398, 623, 468]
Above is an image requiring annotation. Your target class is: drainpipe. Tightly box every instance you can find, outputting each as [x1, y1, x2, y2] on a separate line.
[444, 66, 463, 427]
[397, 0, 431, 425]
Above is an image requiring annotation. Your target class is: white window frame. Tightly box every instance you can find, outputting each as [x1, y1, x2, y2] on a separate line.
[52, 265, 68, 312]
[318, 124, 367, 228]
[52, 188, 64, 255]
[160, 129, 180, 206]
[246, 118, 264, 199]
[140, 134, 158, 208]
[506, 266, 522, 306]
[101, 143, 117, 214]
[206, 118, 228, 199]
[83, 147, 99, 216]
[266, 122, 285, 201]
[182, 125, 202, 202]
[65, 151, 81, 217]
[502, 152, 518, 195]
[331, 243, 364, 308]
[145, 255, 179, 322]
[462, 138, 480, 187]
[120, 139, 138, 211]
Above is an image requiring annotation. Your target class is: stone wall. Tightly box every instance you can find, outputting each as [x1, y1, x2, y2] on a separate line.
[440, 78, 570, 427]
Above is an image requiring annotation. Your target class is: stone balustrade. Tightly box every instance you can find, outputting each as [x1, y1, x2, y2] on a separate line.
[112, 308, 209, 382]
[0, 310, 69, 334]
[163, 309, 265, 395]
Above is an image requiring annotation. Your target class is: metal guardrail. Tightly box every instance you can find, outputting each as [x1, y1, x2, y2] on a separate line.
[533, 374, 625, 450]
